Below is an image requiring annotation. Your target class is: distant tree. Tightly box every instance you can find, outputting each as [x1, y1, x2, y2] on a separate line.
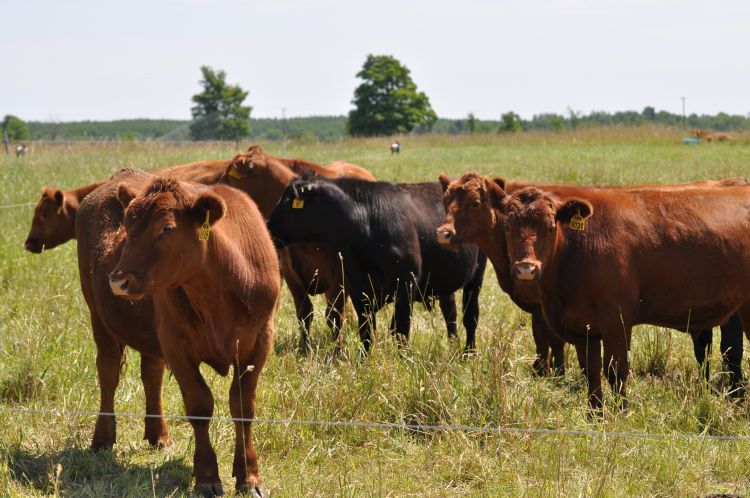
[499, 111, 522, 133]
[566, 106, 581, 128]
[347, 54, 437, 136]
[467, 112, 477, 134]
[190, 66, 251, 143]
[2, 115, 30, 141]
[642, 106, 656, 121]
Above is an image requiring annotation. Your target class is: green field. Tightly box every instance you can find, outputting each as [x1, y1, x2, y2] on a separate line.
[2, 126, 750, 497]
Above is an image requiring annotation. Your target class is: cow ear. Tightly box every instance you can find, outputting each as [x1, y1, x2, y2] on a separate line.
[438, 173, 452, 192]
[485, 177, 508, 210]
[555, 198, 593, 224]
[491, 176, 507, 191]
[53, 190, 64, 205]
[191, 192, 225, 226]
[117, 183, 137, 209]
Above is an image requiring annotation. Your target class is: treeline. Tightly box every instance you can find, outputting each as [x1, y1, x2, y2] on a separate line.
[23, 108, 749, 142]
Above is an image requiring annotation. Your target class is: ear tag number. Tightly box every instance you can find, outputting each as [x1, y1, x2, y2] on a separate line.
[569, 210, 586, 231]
[228, 167, 244, 179]
[199, 211, 211, 241]
[292, 199, 304, 209]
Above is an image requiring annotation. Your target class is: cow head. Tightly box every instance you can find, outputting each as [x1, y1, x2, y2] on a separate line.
[501, 187, 592, 281]
[436, 172, 507, 247]
[220, 145, 293, 217]
[25, 187, 75, 253]
[266, 176, 345, 249]
[109, 178, 225, 299]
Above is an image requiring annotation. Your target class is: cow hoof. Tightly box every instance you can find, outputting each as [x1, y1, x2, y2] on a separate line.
[461, 348, 477, 359]
[90, 440, 114, 451]
[237, 484, 266, 498]
[195, 482, 224, 497]
[154, 437, 173, 451]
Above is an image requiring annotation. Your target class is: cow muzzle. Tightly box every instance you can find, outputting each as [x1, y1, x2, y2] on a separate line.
[24, 238, 43, 253]
[436, 226, 461, 246]
[109, 270, 146, 298]
[513, 261, 540, 281]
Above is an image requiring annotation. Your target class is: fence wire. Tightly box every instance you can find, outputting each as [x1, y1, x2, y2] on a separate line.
[0, 406, 748, 442]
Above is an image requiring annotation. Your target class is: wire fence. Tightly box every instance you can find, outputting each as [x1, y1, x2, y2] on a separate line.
[0, 201, 35, 210]
[0, 405, 748, 442]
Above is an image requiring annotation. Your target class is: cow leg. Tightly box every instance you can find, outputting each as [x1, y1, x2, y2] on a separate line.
[461, 257, 484, 354]
[393, 287, 412, 346]
[91, 314, 124, 450]
[140, 354, 171, 449]
[691, 329, 713, 381]
[574, 338, 603, 411]
[230, 338, 271, 496]
[603, 337, 630, 411]
[719, 314, 744, 398]
[167, 353, 221, 494]
[530, 312, 551, 376]
[547, 327, 566, 376]
[438, 294, 458, 342]
[352, 295, 375, 352]
[325, 286, 346, 351]
[289, 283, 314, 352]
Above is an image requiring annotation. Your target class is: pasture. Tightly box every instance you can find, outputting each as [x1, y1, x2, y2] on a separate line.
[2, 126, 750, 496]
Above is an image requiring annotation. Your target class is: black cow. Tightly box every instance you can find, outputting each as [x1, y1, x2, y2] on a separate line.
[267, 175, 487, 352]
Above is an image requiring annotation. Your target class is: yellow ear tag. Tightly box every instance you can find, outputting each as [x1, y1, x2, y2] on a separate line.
[56, 205, 63, 215]
[569, 210, 586, 231]
[292, 198, 304, 209]
[198, 211, 211, 241]
[228, 167, 244, 179]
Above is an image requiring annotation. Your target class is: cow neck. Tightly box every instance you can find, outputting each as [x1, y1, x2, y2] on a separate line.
[260, 158, 297, 217]
[483, 208, 514, 284]
[538, 221, 565, 296]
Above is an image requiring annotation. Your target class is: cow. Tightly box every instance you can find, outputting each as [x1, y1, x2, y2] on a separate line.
[25, 159, 229, 254]
[390, 141, 401, 155]
[436, 173, 746, 385]
[83, 172, 279, 497]
[267, 174, 486, 352]
[694, 129, 734, 142]
[15, 143, 28, 157]
[221, 145, 376, 351]
[494, 182, 750, 409]
[25, 182, 105, 253]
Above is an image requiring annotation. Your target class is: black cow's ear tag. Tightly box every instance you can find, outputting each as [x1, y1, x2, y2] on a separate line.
[292, 199, 304, 209]
[228, 166, 244, 179]
[199, 211, 211, 241]
[569, 210, 586, 231]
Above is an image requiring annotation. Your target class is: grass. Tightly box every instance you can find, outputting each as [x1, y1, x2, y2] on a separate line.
[2, 126, 750, 496]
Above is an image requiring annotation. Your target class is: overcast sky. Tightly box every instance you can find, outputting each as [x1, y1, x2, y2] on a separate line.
[2, 0, 748, 121]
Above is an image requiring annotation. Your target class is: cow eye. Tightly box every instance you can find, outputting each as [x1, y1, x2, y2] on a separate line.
[471, 200, 481, 208]
[161, 224, 176, 234]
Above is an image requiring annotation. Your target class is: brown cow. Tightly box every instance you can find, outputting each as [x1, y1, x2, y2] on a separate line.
[437, 173, 747, 382]
[94, 173, 278, 496]
[25, 182, 104, 253]
[494, 182, 750, 409]
[694, 129, 734, 142]
[25, 159, 229, 253]
[221, 145, 376, 350]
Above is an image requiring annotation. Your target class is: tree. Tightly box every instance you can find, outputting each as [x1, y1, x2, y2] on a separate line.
[642, 106, 656, 121]
[499, 111, 522, 133]
[467, 113, 477, 134]
[347, 54, 437, 136]
[189, 66, 251, 142]
[2, 115, 30, 141]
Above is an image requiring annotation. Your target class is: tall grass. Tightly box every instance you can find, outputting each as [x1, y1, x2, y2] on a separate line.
[1, 126, 750, 496]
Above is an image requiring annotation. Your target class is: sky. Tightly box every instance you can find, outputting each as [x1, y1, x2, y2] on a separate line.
[2, 0, 749, 122]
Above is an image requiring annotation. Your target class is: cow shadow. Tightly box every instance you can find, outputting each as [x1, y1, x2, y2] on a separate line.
[2, 445, 192, 496]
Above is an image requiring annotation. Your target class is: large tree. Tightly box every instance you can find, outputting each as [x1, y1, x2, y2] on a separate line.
[189, 66, 251, 142]
[347, 54, 437, 136]
[2, 115, 30, 141]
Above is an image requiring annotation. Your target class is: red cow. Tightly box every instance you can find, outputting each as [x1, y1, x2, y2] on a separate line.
[108, 176, 280, 496]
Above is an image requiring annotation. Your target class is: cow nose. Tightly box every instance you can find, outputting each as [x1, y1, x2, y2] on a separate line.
[24, 239, 42, 253]
[513, 261, 539, 281]
[436, 228, 454, 245]
[109, 271, 135, 296]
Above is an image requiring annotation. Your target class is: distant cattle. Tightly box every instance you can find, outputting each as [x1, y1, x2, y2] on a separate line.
[495, 182, 750, 409]
[15, 144, 27, 157]
[267, 174, 486, 352]
[390, 141, 400, 155]
[437, 173, 746, 390]
[221, 145, 376, 350]
[694, 129, 734, 142]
